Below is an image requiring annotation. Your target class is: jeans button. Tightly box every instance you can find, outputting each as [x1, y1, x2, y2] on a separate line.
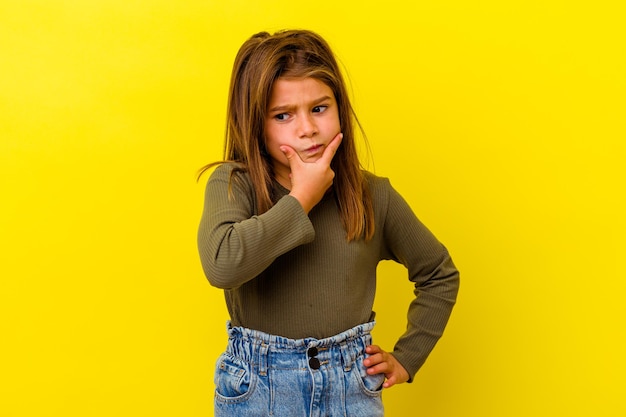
[309, 357, 321, 370]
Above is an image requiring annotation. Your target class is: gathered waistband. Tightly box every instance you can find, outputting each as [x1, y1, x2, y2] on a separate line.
[227, 321, 375, 350]
[223, 321, 375, 375]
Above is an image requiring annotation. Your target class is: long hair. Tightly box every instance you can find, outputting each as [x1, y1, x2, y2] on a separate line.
[200, 29, 374, 241]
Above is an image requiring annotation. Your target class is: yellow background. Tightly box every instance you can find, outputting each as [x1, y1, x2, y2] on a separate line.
[1, 1, 624, 416]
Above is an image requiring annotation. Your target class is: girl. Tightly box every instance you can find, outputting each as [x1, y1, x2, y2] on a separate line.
[198, 29, 459, 417]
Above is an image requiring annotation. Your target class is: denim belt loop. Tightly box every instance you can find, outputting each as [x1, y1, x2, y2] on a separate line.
[258, 340, 269, 376]
[340, 340, 353, 371]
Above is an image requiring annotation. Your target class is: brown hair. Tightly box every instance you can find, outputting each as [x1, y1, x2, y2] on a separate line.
[199, 29, 374, 241]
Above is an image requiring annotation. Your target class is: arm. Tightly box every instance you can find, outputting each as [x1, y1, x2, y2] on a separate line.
[367, 180, 460, 384]
[199, 134, 342, 289]
[197, 164, 315, 289]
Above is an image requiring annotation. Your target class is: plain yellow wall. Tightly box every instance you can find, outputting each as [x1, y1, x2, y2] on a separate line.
[1, 1, 624, 416]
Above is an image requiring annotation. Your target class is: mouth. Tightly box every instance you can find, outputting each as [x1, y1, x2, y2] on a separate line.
[304, 144, 323, 154]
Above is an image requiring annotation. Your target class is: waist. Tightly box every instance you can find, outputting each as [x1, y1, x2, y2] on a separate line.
[223, 321, 375, 372]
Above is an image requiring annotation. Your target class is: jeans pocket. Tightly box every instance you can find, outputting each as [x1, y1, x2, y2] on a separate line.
[214, 353, 256, 402]
[353, 355, 385, 396]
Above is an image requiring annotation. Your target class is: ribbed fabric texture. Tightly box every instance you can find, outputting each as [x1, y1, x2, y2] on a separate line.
[198, 163, 459, 379]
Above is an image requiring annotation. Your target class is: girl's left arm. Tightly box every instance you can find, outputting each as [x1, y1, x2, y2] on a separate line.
[380, 181, 460, 382]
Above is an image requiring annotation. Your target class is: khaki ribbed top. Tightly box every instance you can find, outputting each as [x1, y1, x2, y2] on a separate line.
[198, 163, 459, 378]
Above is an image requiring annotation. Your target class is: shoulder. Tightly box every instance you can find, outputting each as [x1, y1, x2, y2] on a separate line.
[205, 162, 254, 197]
[362, 170, 416, 217]
[362, 170, 393, 200]
[208, 161, 247, 178]
[204, 162, 256, 209]
[207, 162, 251, 187]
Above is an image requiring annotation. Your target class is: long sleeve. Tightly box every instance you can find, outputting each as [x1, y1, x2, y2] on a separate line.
[197, 164, 315, 289]
[197, 167, 458, 357]
[378, 178, 460, 380]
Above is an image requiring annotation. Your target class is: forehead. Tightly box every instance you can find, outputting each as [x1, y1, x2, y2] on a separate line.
[268, 77, 334, 105]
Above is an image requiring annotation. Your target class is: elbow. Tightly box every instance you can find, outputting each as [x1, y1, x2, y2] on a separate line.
[200, 258, 246, 290]
[198, 225, 261, 289]
[417, 253, 460, 304]
[433, 255, 460, 302]
[199, 247, 261, 289]
[203, 270, 230, 290]
[198, 228, 246, 289]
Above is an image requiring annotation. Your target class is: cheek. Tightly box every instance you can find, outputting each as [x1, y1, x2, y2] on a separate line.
[264, 128, 280, 151]
[264, 138, 289, 166]
[330, 111, 341, 132]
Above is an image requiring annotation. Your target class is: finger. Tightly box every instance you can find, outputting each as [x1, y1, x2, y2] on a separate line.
[364, 352, 385, 367]
[279, 145, 301, 167]
[365, 345, 383, 354]
[326, 132, 343, 155]
[318, 132, 343, 164]
[280, 144, 295, 159]
[364, 345, 385, 367]
[366, 361, 392, 376]
[383, 375, 397, 388]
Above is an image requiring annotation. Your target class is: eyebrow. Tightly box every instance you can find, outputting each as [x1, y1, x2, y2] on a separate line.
[268, 95, 332, 113]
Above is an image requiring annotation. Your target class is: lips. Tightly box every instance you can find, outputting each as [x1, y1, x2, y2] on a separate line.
[305, 144, 322, 153]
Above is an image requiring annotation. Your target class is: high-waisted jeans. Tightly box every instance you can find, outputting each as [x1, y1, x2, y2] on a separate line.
[213, 321, 385, 417]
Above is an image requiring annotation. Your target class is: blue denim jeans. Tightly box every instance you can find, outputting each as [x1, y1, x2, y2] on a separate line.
[213, 321, 385, 417]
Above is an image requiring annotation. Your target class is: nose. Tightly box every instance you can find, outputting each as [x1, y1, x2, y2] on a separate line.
[297, 113, 318, 139]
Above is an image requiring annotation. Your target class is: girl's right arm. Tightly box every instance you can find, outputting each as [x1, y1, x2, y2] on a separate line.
[197, 164, 315, 289]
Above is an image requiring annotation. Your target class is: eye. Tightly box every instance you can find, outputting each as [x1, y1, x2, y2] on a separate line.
[312, 105, 328, 114]
[274, 113, 290, 121]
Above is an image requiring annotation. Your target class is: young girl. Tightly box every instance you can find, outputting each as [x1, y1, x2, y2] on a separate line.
[198, 29, 459, 417]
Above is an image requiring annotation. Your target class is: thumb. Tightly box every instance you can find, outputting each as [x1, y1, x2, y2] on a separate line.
[280, 145, 298, 166]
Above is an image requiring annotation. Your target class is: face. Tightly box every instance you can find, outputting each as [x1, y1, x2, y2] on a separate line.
[264, 77, 341, 186]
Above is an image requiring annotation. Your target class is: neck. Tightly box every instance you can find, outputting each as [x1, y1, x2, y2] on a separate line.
[274, 172, 292, 190]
